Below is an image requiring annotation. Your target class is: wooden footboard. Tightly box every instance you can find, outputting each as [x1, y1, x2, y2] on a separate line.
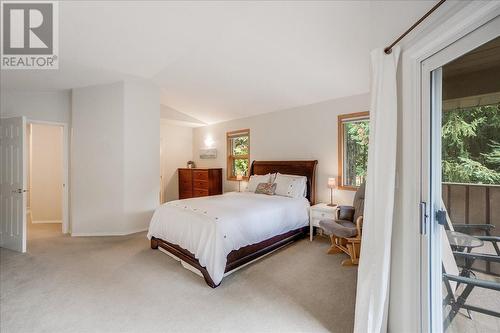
[151, 236, 218, 287]
[151, 226, 308, 288]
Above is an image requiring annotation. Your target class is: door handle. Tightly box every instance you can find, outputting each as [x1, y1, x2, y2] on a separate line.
[12, 189, 28, 193]
[420, 202, 428, 235]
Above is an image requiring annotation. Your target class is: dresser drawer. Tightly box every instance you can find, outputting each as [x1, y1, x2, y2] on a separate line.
[193, 170, 208, 181]
[179, 170, 192, 181]
[179, 179, 192, 189]
[193, 180, 208, 190]
[179, 190, 192, 199]
[193, 189, 209, 197]
[178, 168, 222, 199]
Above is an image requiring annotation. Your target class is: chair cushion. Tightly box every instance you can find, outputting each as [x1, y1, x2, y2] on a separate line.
[353, 182, 366, 223]
[319, 219, 358, 238]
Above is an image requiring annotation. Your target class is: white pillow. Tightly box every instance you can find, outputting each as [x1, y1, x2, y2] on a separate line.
[270, 173, 278, 183]
[246, 174, 271, 192]
[273, 173, 307, 198]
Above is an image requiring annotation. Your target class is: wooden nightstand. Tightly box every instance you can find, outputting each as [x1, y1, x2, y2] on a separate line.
[309, 203, 338, 241]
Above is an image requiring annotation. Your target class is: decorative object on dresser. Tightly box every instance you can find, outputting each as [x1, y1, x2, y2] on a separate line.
[178, 168, 222, 199]
[319, 182, 365, 266]
[309, 203, 338, 242]
[187, 161, 195, 168]
[327, 177, 337, 207]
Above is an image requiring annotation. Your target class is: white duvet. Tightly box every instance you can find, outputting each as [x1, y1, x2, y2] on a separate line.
[147, 192, 310, 285]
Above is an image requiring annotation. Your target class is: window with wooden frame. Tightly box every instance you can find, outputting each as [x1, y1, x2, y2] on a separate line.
[227, 129, 250, 180]
[338, 112, 370, 190]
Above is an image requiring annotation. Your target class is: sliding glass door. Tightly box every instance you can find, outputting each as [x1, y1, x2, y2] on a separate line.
[422, 18, 500, 333]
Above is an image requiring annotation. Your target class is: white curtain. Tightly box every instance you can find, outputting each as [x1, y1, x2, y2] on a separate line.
[354, 46, 400, 333]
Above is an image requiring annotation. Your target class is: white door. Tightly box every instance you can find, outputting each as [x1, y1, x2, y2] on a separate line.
[0, 116, 27, 252]
[420, 16, 500, 333]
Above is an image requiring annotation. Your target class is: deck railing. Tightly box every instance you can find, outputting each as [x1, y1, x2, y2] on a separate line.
[442, 182, 499, 234]
[443, 182, 500, 275]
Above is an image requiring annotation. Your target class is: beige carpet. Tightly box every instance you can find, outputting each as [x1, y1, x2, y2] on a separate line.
[1, 224, 357, 333]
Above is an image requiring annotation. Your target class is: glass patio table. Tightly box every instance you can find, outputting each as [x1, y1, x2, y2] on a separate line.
[446, 230, 485, 279]
[446, 230, 484, 252]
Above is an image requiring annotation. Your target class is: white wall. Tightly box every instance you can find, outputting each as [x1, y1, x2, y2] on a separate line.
[71, 82, 125, 235]
[30, 124, 63, 223]
[0, 90, 71, 123]
[193, 93, 370, 205]
[160, 120, 193, 202]
[71, 79, 160, 236]
[123, 80, 161, 232]
[368, 1, 462, 50]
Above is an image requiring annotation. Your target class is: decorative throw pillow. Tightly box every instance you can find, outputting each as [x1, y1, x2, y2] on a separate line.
[255, 182, 277, 195]
[246, 174, 271, 192]
[338, 205, 355, 221]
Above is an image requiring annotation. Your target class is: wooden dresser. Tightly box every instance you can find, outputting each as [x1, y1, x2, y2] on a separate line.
[178, 168, 223, 199]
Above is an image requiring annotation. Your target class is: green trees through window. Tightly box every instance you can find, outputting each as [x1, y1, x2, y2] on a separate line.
[227, 129, 250, 179]
[338, 111, 370, 189]
[442, 103, 500, 184]
[231, 136, 249, 177]
[338, 103, 499, 188]
[343, 120, 370, 187]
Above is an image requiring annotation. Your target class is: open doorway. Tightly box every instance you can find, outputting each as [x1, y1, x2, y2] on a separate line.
[26, 122, 65, 241]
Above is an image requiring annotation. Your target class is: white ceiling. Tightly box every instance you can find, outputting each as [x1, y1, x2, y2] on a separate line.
[0, 1, 434, 124]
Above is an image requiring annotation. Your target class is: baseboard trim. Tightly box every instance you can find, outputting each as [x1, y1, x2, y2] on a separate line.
[32, 220, 62, 224]
[71, 227, 148, 237]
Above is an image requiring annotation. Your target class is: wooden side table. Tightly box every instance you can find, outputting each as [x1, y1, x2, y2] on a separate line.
[309, 203, 337, 241]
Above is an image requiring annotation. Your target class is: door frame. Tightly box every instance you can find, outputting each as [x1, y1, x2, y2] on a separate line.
[421, 16, 500, 332]
[396, 2, 500, 332]
[402, 5, 500, 332]
[26, 119, 70, 234]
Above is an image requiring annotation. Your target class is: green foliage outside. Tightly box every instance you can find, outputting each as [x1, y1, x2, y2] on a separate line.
[342, 103, 500, 187]
[231, 136, 249, 177]
[344, 120, 370, 187]
[442, 103, 500, 185]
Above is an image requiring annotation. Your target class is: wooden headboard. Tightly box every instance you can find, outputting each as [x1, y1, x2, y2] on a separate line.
[249, 160, 318, 205]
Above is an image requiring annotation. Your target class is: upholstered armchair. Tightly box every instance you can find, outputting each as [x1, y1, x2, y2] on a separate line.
[319, 183, 365, 266]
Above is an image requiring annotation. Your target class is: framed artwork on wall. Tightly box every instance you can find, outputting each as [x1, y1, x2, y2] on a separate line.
[200, 148, 217, 159]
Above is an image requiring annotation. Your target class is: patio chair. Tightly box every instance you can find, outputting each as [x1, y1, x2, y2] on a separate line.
[319, 183, 365, 266]
[441, 226, 500, 330]
[441, 199, 500, 256]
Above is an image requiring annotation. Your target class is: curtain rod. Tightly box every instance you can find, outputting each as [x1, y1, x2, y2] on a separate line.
[384, 0, 447, 54]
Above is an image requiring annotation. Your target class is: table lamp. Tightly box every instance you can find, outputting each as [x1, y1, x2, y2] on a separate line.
[327, 177, 337, 207]
[236, 173, 243, 192]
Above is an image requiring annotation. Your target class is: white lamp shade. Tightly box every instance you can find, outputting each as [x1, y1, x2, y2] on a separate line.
[236, 174, 243, 181]
[327, 177, 337, 189]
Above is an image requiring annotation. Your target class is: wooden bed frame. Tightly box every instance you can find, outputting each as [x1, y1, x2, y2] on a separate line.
[151, 160, 318, 288]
